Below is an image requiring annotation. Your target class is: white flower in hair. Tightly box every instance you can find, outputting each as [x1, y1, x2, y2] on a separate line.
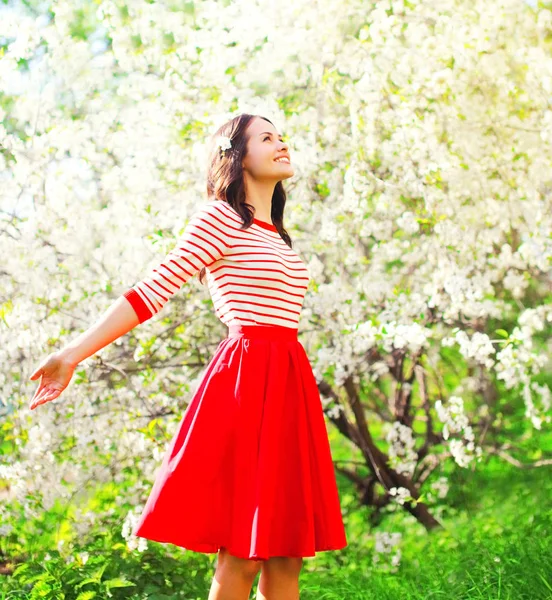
[217, 135, 232, 153]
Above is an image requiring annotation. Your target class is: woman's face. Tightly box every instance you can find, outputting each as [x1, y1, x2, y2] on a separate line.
[242, 118, 294, 182]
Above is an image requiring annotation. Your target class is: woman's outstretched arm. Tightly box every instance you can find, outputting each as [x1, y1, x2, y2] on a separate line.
[29, 200, 230, 410]
[57, 296, 140, 369]
[29, 297, 140, 410]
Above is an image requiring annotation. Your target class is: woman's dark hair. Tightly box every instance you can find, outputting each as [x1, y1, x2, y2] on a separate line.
[198, 113, 292, 285]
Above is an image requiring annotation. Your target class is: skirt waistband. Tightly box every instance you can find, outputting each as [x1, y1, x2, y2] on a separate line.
[227, 324, 298, 341]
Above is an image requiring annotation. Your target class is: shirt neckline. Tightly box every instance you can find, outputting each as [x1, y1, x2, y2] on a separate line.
[214, 200, 278, 232]
[252, 217, 278, 232]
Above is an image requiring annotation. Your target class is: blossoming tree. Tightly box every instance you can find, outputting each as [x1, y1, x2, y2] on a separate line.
[1, 0, 551, 553]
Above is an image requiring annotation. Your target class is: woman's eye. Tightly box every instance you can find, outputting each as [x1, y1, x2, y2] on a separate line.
[263, 135, 288, 143]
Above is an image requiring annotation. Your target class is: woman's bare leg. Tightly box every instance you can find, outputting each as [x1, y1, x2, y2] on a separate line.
[208, 547, 263, 600]
[255, 556, 303, 600]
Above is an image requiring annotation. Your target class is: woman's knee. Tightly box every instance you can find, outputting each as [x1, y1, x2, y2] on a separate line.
[261, 556, 303, 578]
[217, 547, 263, 579]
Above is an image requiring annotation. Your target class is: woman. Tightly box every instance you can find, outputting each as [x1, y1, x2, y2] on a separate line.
[29, 113, 348, 600]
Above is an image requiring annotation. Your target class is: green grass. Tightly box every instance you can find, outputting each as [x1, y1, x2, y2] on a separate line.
[297, 457, 552, 600]
[1, 456, 550, 599]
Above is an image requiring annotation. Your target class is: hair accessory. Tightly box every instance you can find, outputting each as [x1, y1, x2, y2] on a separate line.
[217, 135, 232, 157]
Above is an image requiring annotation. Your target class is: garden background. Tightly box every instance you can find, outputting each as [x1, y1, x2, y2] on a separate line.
[1, 0, 551, 598]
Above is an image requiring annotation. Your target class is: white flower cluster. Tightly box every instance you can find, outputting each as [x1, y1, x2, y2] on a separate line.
[388, 486, 412, 505]
[396, 210, 420, 235]
[326, 403, 345, 419]
[518, 306, 550, 332]
[373, 531, 402, 571]
[378, 321, 432, 355]
[121, 508, 148, 553]
[429, 476, 450, 500]
[369, 360, 391, 381]
[0, 462, 29, 502]
[441, 329, 496, 369]
[305, 255, 325, 282]
[72, 507, 98, 538]
[351, 320, 379, 355]
[518, 226, 552, 272]
[22, 422, 53, 459]
[521, 381, 552, 430]
[494, 337, 541, 389]
[216, 135, 232, 152]
[434, 396, 482, 468]
[493, 319, 550, 429]
[385, 422, 418, 477]
[493, 306, 552, 390]
[435, 396, 469, 440]
[314, 345, 351, 387]
[310, 311, 432, 390]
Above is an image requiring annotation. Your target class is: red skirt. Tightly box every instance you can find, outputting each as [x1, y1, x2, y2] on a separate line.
[133, 323, 348, 560]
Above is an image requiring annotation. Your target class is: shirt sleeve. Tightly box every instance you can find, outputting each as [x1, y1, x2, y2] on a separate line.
[122, 201, 229, 323]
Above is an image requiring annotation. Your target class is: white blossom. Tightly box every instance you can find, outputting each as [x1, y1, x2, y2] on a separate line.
[1, 0, 551, 543]
[386, 423, 418, 477]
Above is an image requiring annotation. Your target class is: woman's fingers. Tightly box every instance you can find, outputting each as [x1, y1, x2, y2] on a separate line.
[29, 366, 44, 381]
[30, 394, 48, 409]
[30, 398, 49, 410]
[30, 384, 63, 409]
[30, 389, 46, 404]
[30, 386, 53, 406]
[31, 384, 50, 400]
[30, 392, 54, 410]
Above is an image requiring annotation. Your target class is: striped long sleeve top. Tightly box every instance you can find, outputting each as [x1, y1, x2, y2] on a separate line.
[122, 199, 311, 329]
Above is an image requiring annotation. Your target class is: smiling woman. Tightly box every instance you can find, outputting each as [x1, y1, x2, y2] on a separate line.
[238, 119, 294, 221]
[195, 114, 297, 290]
[28, 113, 348, 600]
[124, 114, 347, 596]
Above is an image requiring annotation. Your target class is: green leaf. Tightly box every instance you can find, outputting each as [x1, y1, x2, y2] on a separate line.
[75, 562, 108, 589]
[104, 577, 136, 590]
[75, 578, 99, 589]
[76, 592, 97, 600]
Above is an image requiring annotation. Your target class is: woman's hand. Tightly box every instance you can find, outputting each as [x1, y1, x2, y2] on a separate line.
[29, 352, 77, 410]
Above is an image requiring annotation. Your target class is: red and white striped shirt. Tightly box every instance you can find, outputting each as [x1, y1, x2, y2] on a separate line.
[123, 199, 311, 329]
